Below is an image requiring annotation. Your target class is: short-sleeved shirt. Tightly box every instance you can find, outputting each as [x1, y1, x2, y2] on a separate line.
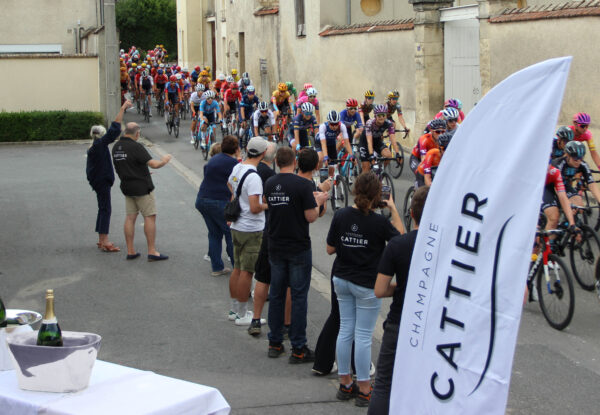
[253, 110, 276, 127]
[112, 137, 154, 196]
[552, 156, 594, 193]
[545, 165, 565, 193]
[363, 119, 395, 145]
[340, 109, 363, 131]
[264, 173, 317, 254]
[272, 90, 290, 106]
[293, 114, 318, 131]
[295, 96, 320, 110]
[228, 164, 265, 232]
[327, 207, 399, 289]
[378, 230, 418, 324]
[417, 148, 441, 176]
[200, 99, 220, 115]
[318, 122, 348, 145]
[570, 125, 595, 151]
[411, 133, 438, 159]
[257, 162, 276, 223]
[387, 102, 403, 116]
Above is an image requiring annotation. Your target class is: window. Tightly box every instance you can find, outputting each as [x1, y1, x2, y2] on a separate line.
[295, 0, 305, 37]
[361, 0, 381, 17]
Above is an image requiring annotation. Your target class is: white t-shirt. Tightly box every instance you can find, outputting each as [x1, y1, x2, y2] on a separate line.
[228, 163, 265, 232]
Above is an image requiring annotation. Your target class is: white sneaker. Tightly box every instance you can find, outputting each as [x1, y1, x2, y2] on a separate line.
[548, 261, 560, 271]
[228, 310, 239, 321]
[203, 254, 211, 262]
[211, 267, 231, 277]
[370, 361, 376, 377]
[235, 311, 266, 326]
[190, 138, 195, 144]
[331, 361, 338, 373]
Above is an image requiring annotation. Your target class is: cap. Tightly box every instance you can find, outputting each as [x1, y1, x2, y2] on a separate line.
[247, 137, 268, 156]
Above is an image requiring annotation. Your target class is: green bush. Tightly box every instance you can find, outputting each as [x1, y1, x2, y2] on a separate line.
[0, 111, 104, 142]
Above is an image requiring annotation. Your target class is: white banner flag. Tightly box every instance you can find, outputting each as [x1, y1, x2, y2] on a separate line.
[390, 57, 572, 414]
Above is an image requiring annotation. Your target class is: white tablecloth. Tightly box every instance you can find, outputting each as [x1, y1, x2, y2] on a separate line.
[0, 360, 230, 415]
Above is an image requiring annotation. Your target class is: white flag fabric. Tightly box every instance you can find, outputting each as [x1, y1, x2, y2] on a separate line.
[390, 57, 572, 415]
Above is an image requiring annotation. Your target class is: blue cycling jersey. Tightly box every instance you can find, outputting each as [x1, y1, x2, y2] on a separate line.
[340, 109, 363, 130]
[551, 137, 565, 159]
[240, 95, 259, 118]
[292, 114, 318, 131]
[318, 122, 348, 144]
[165, 82, 180, 94]
[200, 99, 220, 114]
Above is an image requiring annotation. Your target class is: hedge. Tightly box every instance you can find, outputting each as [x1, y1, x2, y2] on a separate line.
[0, 111, 105, 142]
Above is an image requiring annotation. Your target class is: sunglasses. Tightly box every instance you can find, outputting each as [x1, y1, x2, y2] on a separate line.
[447, 118, 458, 123]
[365, 97, 374, 99]
[569, 155, 583, 161]
[347, 107, 357, 111]
[579, 124, 589, 128]
[329, 122, 340, 127]
[434, 130, 446, 134]
[303, 112, 313, 116]
[260, 110, 268, 113]
[308, 95, 317, 98]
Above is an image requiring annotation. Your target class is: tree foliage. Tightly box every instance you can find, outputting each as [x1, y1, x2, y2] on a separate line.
[116, 0, 177, 59]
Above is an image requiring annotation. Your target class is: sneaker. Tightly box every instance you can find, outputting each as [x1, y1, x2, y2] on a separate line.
[248, 319, 261, 336]
[312, 361, 337, 376]
[227, 310, 239, 321]
[268, 343, 285, 358]
[548, 261, 560, 271]
[190, 138, 195, 144]
[289, 345, 315, 364]
[370, 361, 376, 377]
[211, 267, 231, 277]
[235, 311, 266, 326]
[203, 254, 210, 262]
[336, 382, 358, 401]
[149, 113, 153, 117]
[355, 386, 373, 407]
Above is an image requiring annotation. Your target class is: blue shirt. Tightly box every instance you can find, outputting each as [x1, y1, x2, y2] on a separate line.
[197, 153, 239, 201]
[200, 99, 221, 114]
[340, 109, 363, 130]
[240, 95, 259, 118]
[165, 81, 180, 94]
[292, 114, 318, 131]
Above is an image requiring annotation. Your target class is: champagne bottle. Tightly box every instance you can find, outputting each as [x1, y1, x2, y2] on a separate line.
[0, 296, 6, 328]
[36, 289, 63, 346]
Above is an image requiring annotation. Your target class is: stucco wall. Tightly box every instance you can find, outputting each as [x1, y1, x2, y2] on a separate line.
[1, 0, 99, 54]
[0, 56, 100, 112]
[350, 0, 414, 23]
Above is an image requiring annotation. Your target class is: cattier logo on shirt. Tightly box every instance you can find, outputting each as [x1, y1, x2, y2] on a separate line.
[351, 224, 358, 232]
[276, 184, 282, 191]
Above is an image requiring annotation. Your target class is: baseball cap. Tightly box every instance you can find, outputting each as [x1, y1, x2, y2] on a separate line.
[247, 137, 268, 156]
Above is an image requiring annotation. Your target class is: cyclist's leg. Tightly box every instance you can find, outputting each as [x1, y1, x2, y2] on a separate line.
[381, 145, 393, 167]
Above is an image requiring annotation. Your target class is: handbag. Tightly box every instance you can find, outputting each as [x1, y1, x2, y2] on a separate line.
[224, 169, 257, 222]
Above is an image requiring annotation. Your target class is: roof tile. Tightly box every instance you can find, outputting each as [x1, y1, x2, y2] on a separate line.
[319, 19, 414, 37]
[490, 0, 600, 22]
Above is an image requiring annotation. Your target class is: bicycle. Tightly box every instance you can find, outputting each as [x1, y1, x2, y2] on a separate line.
[238, 120, 253, 156]
[384, 129, 409, 179]
[402, 185, 415, 231]
[564, 205, 600, 291]
[527, 228, 575, 330]
[180, 97, 190, 120]
[336, 148, 360, 190]
[165, 104, 179, 138]
[199, 121, 219, 160]
[142, 93, 151, 123]
[370, 157, 396, 219]
[276, 110, 292, 144]
[327, 160, 350, 211]
[156, 91, 165, 117]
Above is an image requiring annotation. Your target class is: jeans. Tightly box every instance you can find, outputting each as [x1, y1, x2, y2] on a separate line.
[268, 249, 312, 349]
[94, 185, 112, 235]
[196, 197, 233, 271]
[368, 321, 399, 415]
[333, 276, 381, 382]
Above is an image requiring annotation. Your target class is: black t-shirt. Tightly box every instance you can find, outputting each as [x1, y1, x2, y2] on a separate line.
[257, 162, 276, 224]
[112, 137, 154, 196]
[327, 207, 399, 289]
[378, 230, 418, 325]
[264, 173, 317, 253]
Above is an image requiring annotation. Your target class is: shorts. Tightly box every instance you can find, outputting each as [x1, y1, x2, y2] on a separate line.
[409, 154, 420, 175]
[358, 140, 388, 161]
[226, 101, 238, 112]
[125, 191, 157, 217]
[232, 229, 263, 273]
[202, 111, 216, 124]
[254, 230, 271, 283]
[315, 140, 338, 165]
[142, 85, 152, 93]
[256, 116, 271, 132]
[278, 100, 291, 114]
[168, 92, 178, 104]
[289, 129, 311, 148]
[541, 187, 558, 211]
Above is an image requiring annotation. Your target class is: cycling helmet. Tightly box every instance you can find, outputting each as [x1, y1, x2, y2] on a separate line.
[441, 107, 459, 121]
[242, 78, 251, 86]
[373, 104, 388, 115]
[169, 75, 177, 82]
[204, 66, 211, 72]
[455, 99, 463, 110]
[346, 98, 358, 108]
[438, 132, 453, 149]
[242, 72, 249, 79]
[444, 99, 459, 109]
[286, 81, 294, 90]
[300, 102, 315, 114]
[204, 90, 215, 99]
[247, 85, 255, 93]
[306, 87, 317, 97]
[200, 70, 209, 77]
[226, 76, 234, 83]
[132, 63, 137, 68]
[258, 101, 269, 111]
[195, 83, 205, 92]
[556, 126, 574, 142]
[120, 49, 124, 54]
[327, 110, 341, 124]
[387, 90, 400, 100]
[201, 91, 210, 99]
[573, 112, 591, 125]
[231, 83, 239, 89]
[159, 63, 165, 68]
[429, 119, 447, 131]
[303, 83, 313, 90]
[565, 141, 586, 159]
[175, 74, 182, 80]
[182, 67, 189, 73]
[231, 69, 238, 75]
[141, 63, 147, 68]
[217, 73, 226, 81]
[157, 69, 163, 75]
[194, 65, 201, 72]
[364, 89, 375, 98]
[176, 65, 181, 71]
[278, 82, 288, 92]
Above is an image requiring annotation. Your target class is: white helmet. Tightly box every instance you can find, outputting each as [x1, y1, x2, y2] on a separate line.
[300, 102, 314, 114]
[242, 72, 249, 79]
[258, 101, 269, 111]
[175, 74, 182, 80]
[159, 63, 165, 68]
[226, 76, 234, 83]
[441, 107, 459, 120]
[195, 83, 205, 92]
[204, 90, 215, 99]
[326, 110, 340, 123]
[217, 73, 226, 81]
[306, 87, 317, 97]
[246, 85, 255, 93]
[120, 49, 124, 54]
[182, 67, 189, 72]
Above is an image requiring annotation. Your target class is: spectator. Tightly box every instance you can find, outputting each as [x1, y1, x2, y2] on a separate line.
[227, 137, 269, 325]
[86, 100, 131, 252]
[209, 142, 222, 157]
[264, 147, 328, 362]
[326, 171, 404, 407]
[368, 186, 429, 414]
[196, 135, 240, 276]
[112, 122, 171, 261]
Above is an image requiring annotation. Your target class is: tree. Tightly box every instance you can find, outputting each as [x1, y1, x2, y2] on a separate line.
[116, 0, 177, 60]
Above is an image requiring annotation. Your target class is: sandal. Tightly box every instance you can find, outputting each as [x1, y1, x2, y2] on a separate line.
[100, 242, 121, 252]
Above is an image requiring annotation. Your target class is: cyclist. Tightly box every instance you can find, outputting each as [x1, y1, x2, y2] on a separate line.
[441, 107, 460, 137]
[570, 113, 600, 169]
[240, 85, 259, 140]
[133, 65, 143, 101]
[198, 70, 211, 90]
[552, 141, 600, 209]
[239, 77, 252, 98]
[286, 82, 298, 102]
[339, 98, 364, 145]
[189, 83, 207, 144]
[191, 65, 201, 88]
[551, 126, 574, 159]
[298, 83, 312, 100]
[237, 72, 252, 88]
[139, 70, 154, 116]
[436, 99, 464, 123]
[224, 82, 242, 126]
[230, 68, 240, 82]
[289, 102, 318, 154]
[220, 76, 234, 98]
[253, 101, 276, 138]
[214, 73, 227, 95]
[410, 119, 446, 176]
[360, 104, 401, 173]
[416, 132, 452, 187]
[359, 90, 376, 126]
[542, 164, 578, 245]
[295, 87, 320, 123]
[154, 69, 168, 97]
[271, 82, 292, 122]
[119, 67, 129, 104]
[198, 91, 222, 149]
[316, 110, 353, 174]
[164, 74, 183, 125]
[386, 90, 410, 133]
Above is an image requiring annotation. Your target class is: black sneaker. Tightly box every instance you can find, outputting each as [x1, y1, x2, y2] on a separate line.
[268, 343, 285, 358]
[336, 382, 358, 401]
[289, 345, 315, 364]
[355, 386, 373, 407]
[248, 319, 261, 336]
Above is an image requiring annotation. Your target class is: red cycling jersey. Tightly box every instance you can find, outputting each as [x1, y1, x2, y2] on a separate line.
[154, 74, 168, 85]
[546, 165, 565, 193]
[411, 133, 438, 159]
[224, 89, 242, 103]
[417, 148, 441, 176]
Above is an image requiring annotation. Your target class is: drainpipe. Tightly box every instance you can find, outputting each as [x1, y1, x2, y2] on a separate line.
[74, 27, 79, 53]
[79, 26, 84, 54]
[346, 0, 351, 25]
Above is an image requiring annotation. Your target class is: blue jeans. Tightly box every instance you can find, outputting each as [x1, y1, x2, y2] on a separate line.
[268, 249, 312, 349]
[333, 276, 381, 382]
[196, 197, 233, 271]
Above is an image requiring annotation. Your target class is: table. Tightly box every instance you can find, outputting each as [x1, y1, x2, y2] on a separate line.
[0, 360, 230, 415]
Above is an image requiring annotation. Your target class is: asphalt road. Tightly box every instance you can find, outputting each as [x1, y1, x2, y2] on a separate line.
[0, 108, 599, 414]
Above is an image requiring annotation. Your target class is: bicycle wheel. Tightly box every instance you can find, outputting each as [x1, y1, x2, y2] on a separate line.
[136, 98, 141, 114]
[537, 254, 575, 331]
[166, 114, 173, 135]
[380, 172, 395, 220]
[174, 121, 179, 138]
[388, 145, 405, 179]
[202, 131, 211, 160]
[569, 224, 600, 291]
[194, 130, 200, 150]
[403, 185, 415, 231]
[330, 175, 350, 211]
